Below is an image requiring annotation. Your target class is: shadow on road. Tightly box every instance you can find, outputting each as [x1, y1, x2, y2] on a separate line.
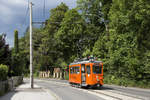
[0, 81, 44, 100]
[85, 85, 114, 91]
[0, 83, 21, 100]
[0, 91, 18, 100]
[99, 86, 114, 90]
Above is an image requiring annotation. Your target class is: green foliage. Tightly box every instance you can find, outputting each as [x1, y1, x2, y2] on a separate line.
[37, 3, 69, 71]
[11, 53, 26, 76]
[12, 1, 150, 88]
[104, 75, 150, 88]
[0, 34, 11, 66]
[46, 2, 68, 33]
[11, 29, 28, 76]
[55, 8, 86, 60]
[92, 0, 150, 87]
[64, 74, 69, 80]
[33, 71, 39, 78]
[77, 0, 106, 25]
[14, 30, 19, 53]
[0, 64, 8, 81]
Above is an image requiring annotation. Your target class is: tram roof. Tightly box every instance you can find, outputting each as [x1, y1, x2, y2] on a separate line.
[69, 60, 102, 65]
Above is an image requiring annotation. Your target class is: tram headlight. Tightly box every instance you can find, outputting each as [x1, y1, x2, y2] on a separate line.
[96, 75, 100, 81]
[97, 78, 100, 81]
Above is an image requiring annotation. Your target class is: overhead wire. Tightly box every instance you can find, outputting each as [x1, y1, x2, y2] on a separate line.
[3, 0, 30, 39]
[22, 0, 29, 26]
[33, 0, 47, 27]
[18, 0, 30, 46]
[43, 0, 45, 19]
[42, 0, 46, 27]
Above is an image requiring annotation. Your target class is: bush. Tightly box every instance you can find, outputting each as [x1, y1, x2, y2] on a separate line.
[64, 74, 69, 80]
[34, 71, 39, 78]
[11, 53, 23, 76]
[104, 74, 150, 88]
[0, 64, 8, 81]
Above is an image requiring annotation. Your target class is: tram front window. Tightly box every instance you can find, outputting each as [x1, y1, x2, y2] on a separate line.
[93, 65, 102, 74]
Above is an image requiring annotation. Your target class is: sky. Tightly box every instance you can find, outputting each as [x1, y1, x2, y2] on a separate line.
[0, 0, 77, 47]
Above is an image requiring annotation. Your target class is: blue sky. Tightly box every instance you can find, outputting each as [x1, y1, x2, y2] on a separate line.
[0, 0, 77, 47]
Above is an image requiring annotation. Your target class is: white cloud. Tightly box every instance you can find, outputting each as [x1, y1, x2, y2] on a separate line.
[0, 0, 77, 47]
[0, 4, 13, 23]
[1, 0, 28, 7]
[0, 0, 28, 24]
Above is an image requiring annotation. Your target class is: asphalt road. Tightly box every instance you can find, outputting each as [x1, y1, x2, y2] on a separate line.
[104, 84, 150, 99]
[35, 78, 150, 100]
[34, 79, 104, 100]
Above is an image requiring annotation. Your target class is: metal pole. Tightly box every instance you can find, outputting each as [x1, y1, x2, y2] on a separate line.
[29, 2, 33, 88]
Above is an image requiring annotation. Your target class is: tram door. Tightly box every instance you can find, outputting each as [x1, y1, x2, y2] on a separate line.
[81, 64, 86, 84]
[85, 65, 91, 84]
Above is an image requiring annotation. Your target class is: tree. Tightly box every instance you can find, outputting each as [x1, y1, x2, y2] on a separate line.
[14, 30, 19, 53]
[77, 0, 111, 56]
[0, 64, 8, 81]
[55, 9, 86, 61]
[37, 3, 69, 70]
[103, 0, 150, 82]
[77, 0, 103, 25]
[11, 29, 26, 76]
[0, 34, 10, 66]
[45, 2, 69, 35]
[16, 3, 70, 73]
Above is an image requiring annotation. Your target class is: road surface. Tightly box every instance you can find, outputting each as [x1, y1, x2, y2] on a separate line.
[29, 79, 104, 100]
[25, 78, 150, 100]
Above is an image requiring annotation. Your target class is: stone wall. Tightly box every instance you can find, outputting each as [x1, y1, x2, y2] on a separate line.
[39, 68, 68, 79]
[39, 71, 50, 78]
[53, 68, 61, 79]
[0, 76, 23, 96]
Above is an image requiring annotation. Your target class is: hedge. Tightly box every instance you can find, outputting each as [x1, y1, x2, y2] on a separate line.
[0, 64, 8, 81]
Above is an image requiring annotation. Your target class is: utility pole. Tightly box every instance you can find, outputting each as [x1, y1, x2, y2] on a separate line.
[29, 2, 34, 88]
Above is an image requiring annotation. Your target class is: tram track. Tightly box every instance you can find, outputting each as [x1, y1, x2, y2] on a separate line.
[72, 85, 145, 100]
[104, 89, 148, 100]
[35, 78, 147, 100]
[75, 87, 121, 100]
[90, 89, 142, 100]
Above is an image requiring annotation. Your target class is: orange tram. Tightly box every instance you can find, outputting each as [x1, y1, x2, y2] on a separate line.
[69, 57, 103, 88]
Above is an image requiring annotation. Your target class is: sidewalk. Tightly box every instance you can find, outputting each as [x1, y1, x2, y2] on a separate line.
[0, 81, 57, 100]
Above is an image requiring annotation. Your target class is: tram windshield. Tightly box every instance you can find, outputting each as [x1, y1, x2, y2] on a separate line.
[93, 64, 102, 74]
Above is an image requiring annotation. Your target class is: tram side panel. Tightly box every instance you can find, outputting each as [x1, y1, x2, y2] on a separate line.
[69, 64, 81, 84]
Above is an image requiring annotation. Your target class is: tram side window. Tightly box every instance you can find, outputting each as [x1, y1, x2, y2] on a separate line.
[76, 66, 80, 74]
[93, 65, 102, 74]
[74, 67, 76, 73]
[70, 66, 80, 74]
[86, 66, 91, 74]
[73, 67, 75, 73]
[70, 67, 73, 74]
[81, 65, 85, 73]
